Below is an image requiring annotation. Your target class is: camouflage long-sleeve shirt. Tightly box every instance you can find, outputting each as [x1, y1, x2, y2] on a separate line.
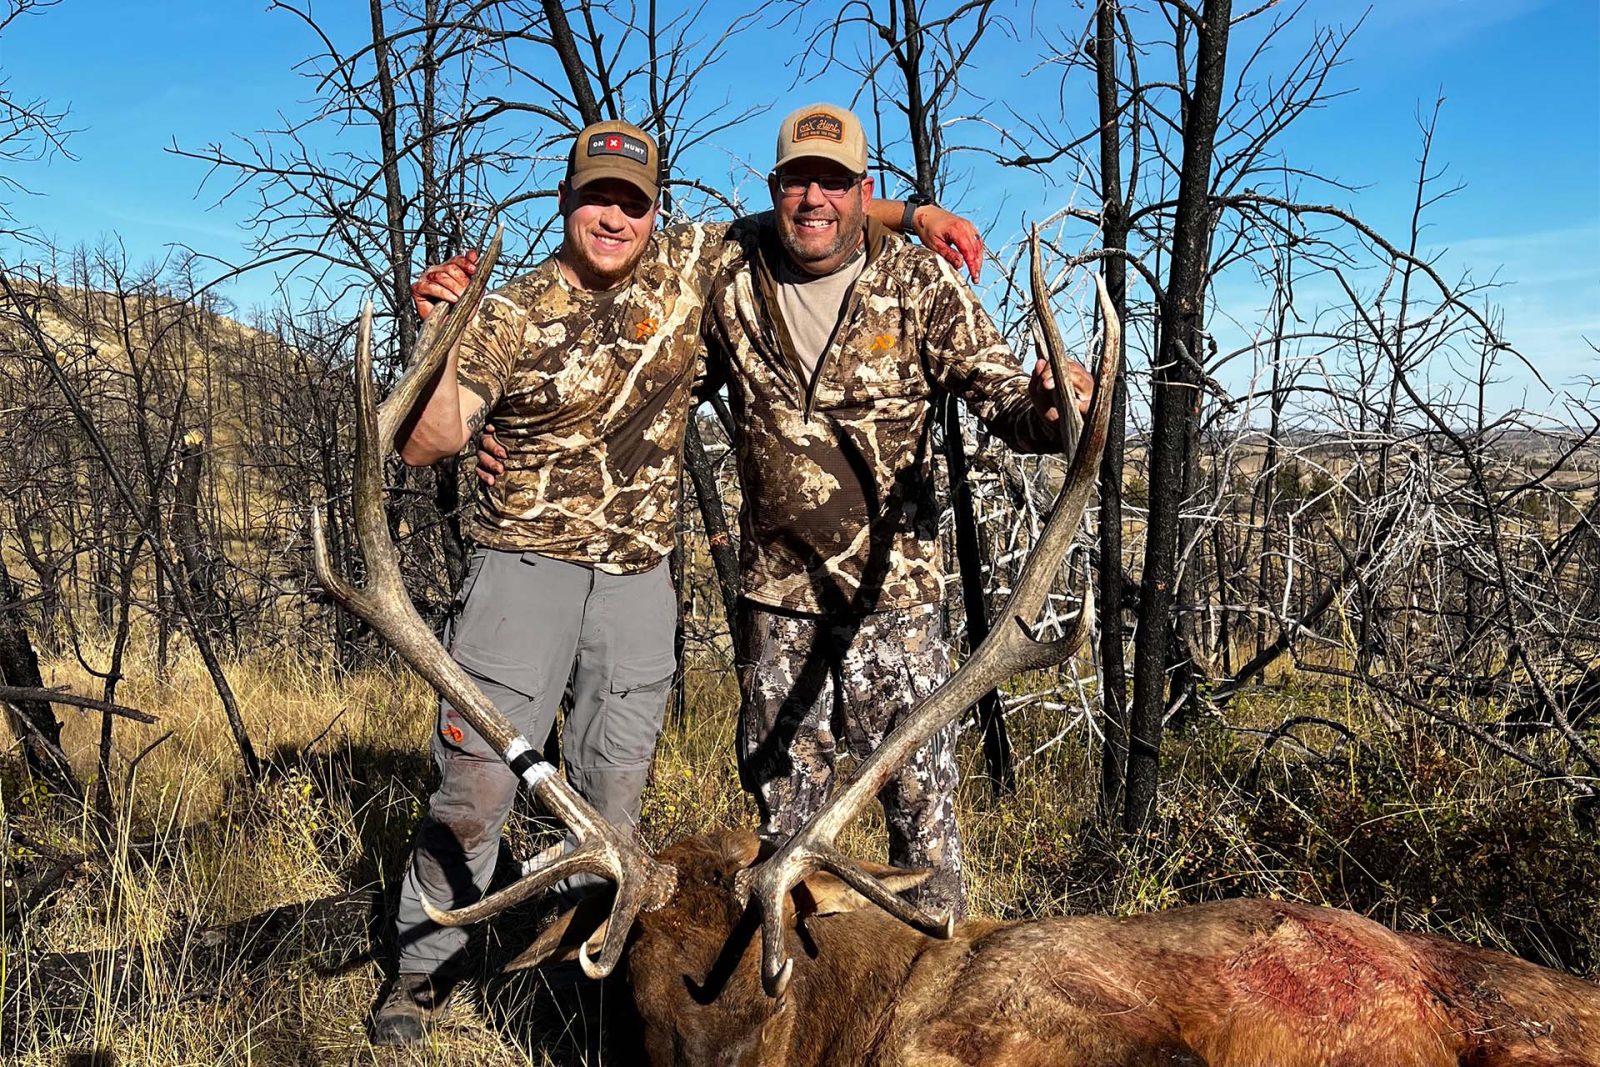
[456, 221, 749, 572]
[701, 218, 1059, 614]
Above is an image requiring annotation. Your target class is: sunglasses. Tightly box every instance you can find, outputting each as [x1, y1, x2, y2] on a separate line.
[572, 186, 656, 219]
[772, 172, 862, 197]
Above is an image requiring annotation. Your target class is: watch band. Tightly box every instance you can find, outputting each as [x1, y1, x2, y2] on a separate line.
[902, 192, 934, 234]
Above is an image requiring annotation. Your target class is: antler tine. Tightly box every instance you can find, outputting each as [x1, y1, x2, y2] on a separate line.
[737, 273, 1123, 998]
[421, 841, 606, 927]
[1031, 225, 1084, 460]
[375, 226, 504, 452]
[309, 241, 675, 979]
[814, 842, 955, 936]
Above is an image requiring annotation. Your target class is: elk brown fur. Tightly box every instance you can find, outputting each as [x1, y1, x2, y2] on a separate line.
[530, 829, 1600, 1067]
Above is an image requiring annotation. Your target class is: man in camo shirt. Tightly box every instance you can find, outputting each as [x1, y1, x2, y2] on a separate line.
[699, 103, 1093, 920]
[375, 117, 978, 1044]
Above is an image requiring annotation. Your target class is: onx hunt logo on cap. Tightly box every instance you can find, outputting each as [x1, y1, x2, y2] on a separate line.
[588, 131, 650, 164]
[793, 112, 844, 143]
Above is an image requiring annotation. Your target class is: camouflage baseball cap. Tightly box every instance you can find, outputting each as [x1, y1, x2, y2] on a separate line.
[774, 103, 868, 176]
[567, 119, 660, 202]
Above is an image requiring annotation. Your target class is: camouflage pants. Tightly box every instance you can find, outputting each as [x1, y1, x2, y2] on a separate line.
[735, 600, 965, 918]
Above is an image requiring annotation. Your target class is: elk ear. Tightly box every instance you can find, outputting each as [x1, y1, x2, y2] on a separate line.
[793, 861, 932, 918]
[731, 829, 765, 870]
[503, 890, 612, 972]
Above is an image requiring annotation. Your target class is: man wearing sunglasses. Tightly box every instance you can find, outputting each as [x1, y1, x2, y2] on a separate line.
[377, 116, 981, 1044]
[697, 103, 1094, 922]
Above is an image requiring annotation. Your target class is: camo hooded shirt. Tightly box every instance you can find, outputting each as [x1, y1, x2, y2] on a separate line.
[455, 220, 750, 572]
[701, 218, 1060, 614]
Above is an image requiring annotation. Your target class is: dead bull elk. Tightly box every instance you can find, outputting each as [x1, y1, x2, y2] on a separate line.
[312, 231, 1600, 1066]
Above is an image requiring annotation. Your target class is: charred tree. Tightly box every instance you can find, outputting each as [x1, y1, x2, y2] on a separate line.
[941, 394, 1014, 794]
[172, 430, 231, 643]
[1094, 0, 1132, 822]
[0, 557, 80, 800]
[1125, 0, 1232, 834]
[862, 0, 1014, 792]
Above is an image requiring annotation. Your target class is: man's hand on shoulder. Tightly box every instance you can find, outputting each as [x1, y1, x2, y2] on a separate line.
[412, 248, 480, 320]
[474, 423, 507, 487]
[1029, 356, 1095, 424]
[914, 206, 985, 283]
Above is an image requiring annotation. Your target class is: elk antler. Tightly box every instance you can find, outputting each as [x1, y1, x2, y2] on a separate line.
[309, 229, 676, 979]
[1031, 225, 1085, 458]
[735, 267, 1123, 998]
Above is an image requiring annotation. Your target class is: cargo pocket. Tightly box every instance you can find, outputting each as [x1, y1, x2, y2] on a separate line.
[440, 642, 544, 759]
[600, 650, 674, 768]
[608, 650, 676, 697]
[599, 563, 678, 766]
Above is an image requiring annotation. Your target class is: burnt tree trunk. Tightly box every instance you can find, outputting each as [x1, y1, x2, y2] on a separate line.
[1125, 0, 1231, 834]
[434, 457, 468, 594]
[683, 418, 742, 639]
[416, 1, 467, 595]
[884, 0, 1013, 791]
[1095, 0, 1132, 823]
[542, 0, 603, 125]
[0, 557, 80, 800]
[941, 395, 1013, 794]
[1168, 378, 1207, 727]
[173, 431, 228, 641]
[366, 0, 415, 358]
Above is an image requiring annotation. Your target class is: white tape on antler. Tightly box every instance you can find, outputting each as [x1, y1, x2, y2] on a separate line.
[504, 736, 556, 789]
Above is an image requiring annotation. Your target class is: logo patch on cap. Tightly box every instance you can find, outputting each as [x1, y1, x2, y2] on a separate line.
[793, 112, 844, 143]
[587, 131, 650, 164]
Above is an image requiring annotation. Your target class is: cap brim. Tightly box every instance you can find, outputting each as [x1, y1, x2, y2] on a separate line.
[773, 145, 866, 175]
[570, 159, 659, 203]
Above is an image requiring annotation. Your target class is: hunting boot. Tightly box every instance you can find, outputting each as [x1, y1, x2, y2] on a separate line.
[370, 972, 455, 1045]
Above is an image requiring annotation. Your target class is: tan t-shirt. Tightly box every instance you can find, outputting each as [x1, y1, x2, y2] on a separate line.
[454, 221, 747, 572]
[772, 251, 866, 379]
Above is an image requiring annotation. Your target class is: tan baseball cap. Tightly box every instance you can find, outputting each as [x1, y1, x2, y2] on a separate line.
[774, 103, 868, 175]
[566, 119, 660, 202]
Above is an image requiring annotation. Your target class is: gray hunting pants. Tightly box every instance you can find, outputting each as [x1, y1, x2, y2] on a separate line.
[396, 547, 677, 976]
[735, 600, 966, 918]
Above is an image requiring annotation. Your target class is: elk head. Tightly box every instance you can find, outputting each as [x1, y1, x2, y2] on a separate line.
[500, 828, 943, 1064]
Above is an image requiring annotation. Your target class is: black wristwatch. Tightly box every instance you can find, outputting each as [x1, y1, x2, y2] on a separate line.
[902, 192, 935, 234]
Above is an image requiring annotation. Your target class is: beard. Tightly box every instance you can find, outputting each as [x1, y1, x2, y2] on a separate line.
[776, 194, 866, 270]
[566, 230, 646, 287]
[563, 221, 651, 290]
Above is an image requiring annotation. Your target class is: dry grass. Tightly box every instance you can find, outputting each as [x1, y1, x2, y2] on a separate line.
[4, 633, 1596, 1065]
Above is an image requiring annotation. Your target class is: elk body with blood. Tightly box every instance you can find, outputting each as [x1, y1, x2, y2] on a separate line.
[531, 829, 1600, 1067]
[313, 238, 1600, 1065]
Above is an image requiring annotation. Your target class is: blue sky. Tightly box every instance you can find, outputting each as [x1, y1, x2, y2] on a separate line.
[2, 0, 1595, 407]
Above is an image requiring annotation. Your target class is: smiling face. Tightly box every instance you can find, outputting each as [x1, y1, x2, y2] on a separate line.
[770, 158, 874, 276]
[557, 177, 658, 291]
